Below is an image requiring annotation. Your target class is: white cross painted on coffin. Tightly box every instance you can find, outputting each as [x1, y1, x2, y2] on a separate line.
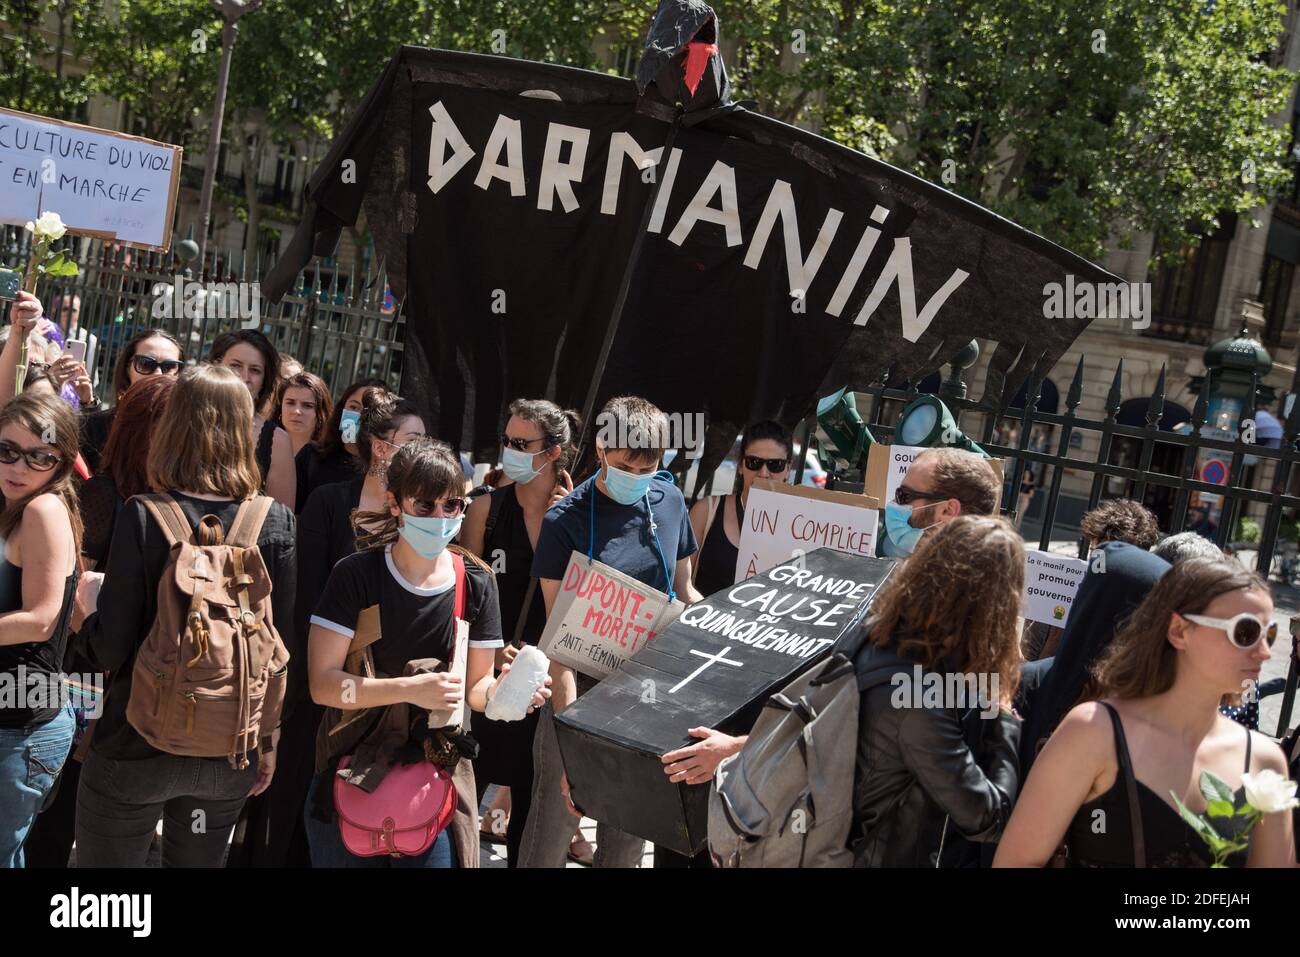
[668, 646, 744, 694]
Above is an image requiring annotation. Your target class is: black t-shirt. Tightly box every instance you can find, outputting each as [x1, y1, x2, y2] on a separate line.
[311, 547, 503, 675]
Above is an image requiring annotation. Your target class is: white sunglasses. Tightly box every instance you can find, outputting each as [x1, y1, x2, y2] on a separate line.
[1180, 612, 1279, 650]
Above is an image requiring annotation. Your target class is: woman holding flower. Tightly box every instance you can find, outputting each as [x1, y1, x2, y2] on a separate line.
[996, 558, 1296, 867]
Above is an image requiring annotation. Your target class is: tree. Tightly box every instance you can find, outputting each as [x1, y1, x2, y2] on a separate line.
[0, 0, 94, 119]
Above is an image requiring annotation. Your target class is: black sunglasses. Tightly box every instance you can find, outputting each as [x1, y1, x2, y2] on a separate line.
[501, 433, 546, 452]
[131, 355, 184, 376]
[0, 439, 60, 472]
[411, 497, 467, 518]
[894, 484, 941, 506]
[743, 455, 789, 473]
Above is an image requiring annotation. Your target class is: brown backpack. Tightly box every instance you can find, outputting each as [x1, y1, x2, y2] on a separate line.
[125, 493, 289, 769]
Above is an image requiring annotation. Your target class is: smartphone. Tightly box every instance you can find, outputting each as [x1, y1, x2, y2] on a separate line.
[66, 339, 87, 364]
[0, 268, 19, 302]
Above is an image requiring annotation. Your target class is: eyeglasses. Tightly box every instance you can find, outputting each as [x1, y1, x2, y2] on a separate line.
[411, 497, 467, 518]
[1181, 612, 1279, 650]
[0, 439, 60, 472]
[502, 434, 546, 452]
[131, 355, 184, 376]
[743, 455, 789, 473]
[894, 484, 941, 507]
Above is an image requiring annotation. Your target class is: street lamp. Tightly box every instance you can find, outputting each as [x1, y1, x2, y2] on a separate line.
[195, 0, 264, 262]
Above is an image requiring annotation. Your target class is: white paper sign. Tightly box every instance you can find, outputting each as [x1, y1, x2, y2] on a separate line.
[427, 618, 469, 729]
[538, 552, 685, 680]
[1022, 549, 1088, 626]
[735, 479, 880, 581]
[880, 444, 927, 506]
[0, 107, 182, 250]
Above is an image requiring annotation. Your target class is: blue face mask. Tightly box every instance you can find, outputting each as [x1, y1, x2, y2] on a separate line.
[601, 457, 656, 506]
[397, 512, 462, 559]
[340, 409, 361, 444]
[884, 501, 934, 555]
[502, 446, 545, 484]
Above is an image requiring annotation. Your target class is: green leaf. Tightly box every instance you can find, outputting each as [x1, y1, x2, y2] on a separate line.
[1172, 794, 1214, 836]
[1200, 770, 1236, 806]
[1206, 799, 1234, 819]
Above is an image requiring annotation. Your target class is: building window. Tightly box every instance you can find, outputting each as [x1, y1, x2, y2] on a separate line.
[1145, 220, 1234, 345]
[1261, 254, 1295, 344]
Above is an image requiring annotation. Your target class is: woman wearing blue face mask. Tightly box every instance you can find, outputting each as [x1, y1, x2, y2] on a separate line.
[294, 377, 387, 510]
[304, 437, 549, 868]
[460, 398, 580, 865]
[230, 386, 424, 868]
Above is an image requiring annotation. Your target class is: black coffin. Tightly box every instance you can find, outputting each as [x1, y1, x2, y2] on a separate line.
[554, 548, 896, 856]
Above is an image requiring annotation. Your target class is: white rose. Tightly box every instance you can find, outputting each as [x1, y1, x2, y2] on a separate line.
[1241, 769, 1300, 814]
[27, 211, 67, 242]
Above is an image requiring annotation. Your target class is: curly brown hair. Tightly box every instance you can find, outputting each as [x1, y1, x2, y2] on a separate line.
[1079, 499, 1160, 550]
[867, 514, 1024, 699]
[1092, 558, 1266, 699]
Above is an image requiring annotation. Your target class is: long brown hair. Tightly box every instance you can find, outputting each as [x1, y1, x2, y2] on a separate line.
[102, 374, 176, 498]
[276, 371, 333, 443]
[0, 392, 83, 554]
[147, 365, 261, 499]
[867, 514, 1024, 697]
[1092, 558, 1267, 700]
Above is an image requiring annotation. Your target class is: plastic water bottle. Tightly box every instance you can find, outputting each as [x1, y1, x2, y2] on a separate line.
[485, 645, 550, 722]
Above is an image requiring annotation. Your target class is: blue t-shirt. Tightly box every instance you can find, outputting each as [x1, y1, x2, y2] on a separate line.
[532, 475, 697, 595]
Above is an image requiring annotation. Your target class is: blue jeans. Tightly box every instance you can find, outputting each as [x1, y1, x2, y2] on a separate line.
[303, 774, 458, 868]
[0, 703, 75, 868]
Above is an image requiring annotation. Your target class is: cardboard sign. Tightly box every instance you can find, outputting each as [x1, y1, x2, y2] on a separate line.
[735, 479, 880, 581]
[0, 107, 182, 250]
[865, 443, 1005, 509]
[1022, 549, 1088, 626]
[427, 618, 469, 729]
[555, 548, 896, 855]
[538, 551, 685, 680]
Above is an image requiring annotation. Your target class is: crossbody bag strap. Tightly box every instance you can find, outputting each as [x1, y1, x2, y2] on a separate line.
[1101, 702, 1146, 868]
[511, 577, 538, 649]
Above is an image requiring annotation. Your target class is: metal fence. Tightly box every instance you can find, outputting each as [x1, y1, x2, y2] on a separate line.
[0, 225, 405, 398]
[825, 351, 1300, 734]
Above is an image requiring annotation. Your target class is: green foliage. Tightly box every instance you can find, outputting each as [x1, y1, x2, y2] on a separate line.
[1236, 515, 1261, 544]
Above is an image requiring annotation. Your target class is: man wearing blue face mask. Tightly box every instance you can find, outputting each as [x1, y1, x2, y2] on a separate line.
[520, 395, 703, 867]
[883, 448, 1000, 557]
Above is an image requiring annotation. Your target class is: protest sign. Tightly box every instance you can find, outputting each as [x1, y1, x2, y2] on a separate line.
[1022, 549, 1088, 626]
[555, 547, 896, 855]
[538, 551, 685, 680]
[865, 443, 1005, 508]
[0, 107, 182, 250]
[735, 479, 880, 581]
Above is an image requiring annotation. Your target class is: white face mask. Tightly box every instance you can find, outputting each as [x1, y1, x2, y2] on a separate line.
[502, 445, 545, 484]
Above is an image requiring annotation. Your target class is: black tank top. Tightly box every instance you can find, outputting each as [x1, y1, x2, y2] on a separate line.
[694, 494, 741, 598]
[0, 558, 79, 727]
[1066, 702, 1253, 867]
[485, 485, 546, 646]
[255, 420, 276, 490]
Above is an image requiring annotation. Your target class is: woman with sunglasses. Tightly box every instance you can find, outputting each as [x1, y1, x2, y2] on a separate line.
[996, 558, 1295, 867]
[229, 387, 426, 867]
[460, 398, 578, 865]
[295, 378, 387, 509]
[210, 330, 295, 512]
[0, 392, 84, 867]
[79, 328, 185, 475]
[305, 437, 548, 868]
[688, 421, 793, 599]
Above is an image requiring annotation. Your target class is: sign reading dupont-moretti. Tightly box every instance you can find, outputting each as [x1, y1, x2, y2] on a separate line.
[1022, 549, 1089, 626]
[0, 107, 182, 250]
